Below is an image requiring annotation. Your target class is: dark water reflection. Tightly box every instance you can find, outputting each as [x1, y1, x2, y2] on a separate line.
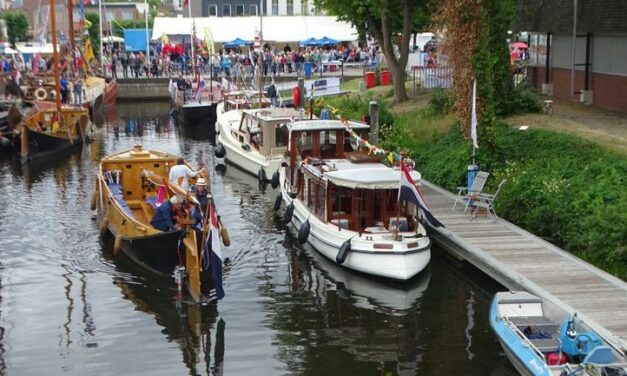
[0, 102, 517, 375]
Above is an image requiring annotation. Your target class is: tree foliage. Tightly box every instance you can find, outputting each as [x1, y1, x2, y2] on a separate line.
[434, 0, 516, 148]
[2, 11, 29, 46]
[314, 0, 432, 103]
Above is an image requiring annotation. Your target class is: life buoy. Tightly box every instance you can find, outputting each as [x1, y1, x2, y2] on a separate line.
[274, 193, 282, 211]
[336, 239, 351, 264]
[214, 143, 226, 158]
[99, 217, 109, 236]
[270, 171, 279, 189]
[113, 233, 122, 256]
[298, 220, 310, 244]
[284, 202, 294, 224]
[34, 88, 47, 100]
[90, 190, 98, 210]
[257, 168, 266, 184]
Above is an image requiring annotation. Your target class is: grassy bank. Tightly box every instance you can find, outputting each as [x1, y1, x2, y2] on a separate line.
[320, 86, 627, 280]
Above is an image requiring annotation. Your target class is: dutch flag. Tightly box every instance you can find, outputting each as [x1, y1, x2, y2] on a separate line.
[398, 162, 444, 228]
[204, 198, 225, 300]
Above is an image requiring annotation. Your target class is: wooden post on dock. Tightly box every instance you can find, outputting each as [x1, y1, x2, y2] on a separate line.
[368, 100, 379, 145]
[297, 77, 305, 110]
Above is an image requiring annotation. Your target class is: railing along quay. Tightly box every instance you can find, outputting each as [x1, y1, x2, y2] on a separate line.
[420, 180, 627, 354]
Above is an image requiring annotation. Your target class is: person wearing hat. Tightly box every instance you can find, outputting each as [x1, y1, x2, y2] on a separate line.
[192, 177, 209, 215]
[150, 195, 184, 232]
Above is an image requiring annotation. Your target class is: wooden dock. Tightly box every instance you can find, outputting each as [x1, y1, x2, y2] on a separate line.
[420, 180, 627, 354]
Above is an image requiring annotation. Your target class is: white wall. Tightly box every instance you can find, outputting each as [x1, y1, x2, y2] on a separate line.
[546, 34, 627, 76]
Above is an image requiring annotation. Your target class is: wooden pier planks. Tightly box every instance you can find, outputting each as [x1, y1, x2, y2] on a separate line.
[421, 180, 627, 353]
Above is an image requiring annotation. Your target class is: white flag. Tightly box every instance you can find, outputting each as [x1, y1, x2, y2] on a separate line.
[471, 79, 479, 149]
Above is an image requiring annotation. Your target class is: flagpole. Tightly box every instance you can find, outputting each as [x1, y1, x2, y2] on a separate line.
[98, 0, 103, 72]
[144, 0, 150, 77]
[188, 0, 195, 75]
[50, 0, 62, 114]
[395, 156, 402, 239]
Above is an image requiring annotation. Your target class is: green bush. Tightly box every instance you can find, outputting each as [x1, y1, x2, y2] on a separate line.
[499, 85, 543, 116]
[395, 122, 627, 280]
[428, 88, 455, 115]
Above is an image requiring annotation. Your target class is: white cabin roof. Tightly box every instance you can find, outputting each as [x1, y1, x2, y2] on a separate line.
[319, 160, 421, 189]
[242, 108, 301, 122]
[289, 119, 370, 132]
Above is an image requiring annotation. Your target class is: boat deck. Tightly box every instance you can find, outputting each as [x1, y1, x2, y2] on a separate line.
[421, 180, 627, 354]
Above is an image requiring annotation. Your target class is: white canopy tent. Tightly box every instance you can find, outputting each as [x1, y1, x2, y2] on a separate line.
[151, 16, 358, 44]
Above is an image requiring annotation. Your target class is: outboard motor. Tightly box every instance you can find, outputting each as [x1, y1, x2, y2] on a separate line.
[559, 314, 603, 360]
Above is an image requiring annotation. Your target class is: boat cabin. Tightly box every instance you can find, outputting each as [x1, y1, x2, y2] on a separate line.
[233, 108, 301, 158]
[223, 90, 271, 112]
[287, 120, 421, 234]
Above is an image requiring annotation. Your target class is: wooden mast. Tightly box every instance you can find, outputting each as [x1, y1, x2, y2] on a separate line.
[67, 0, 75, 52]
[257, 0, 262, 108]
[50, 0, 62, 113]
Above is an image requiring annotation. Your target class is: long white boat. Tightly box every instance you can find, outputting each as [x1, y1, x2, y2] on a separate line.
[490, 291, 627, 376]
[216, 107, 301, 182]
[277, 119, 431, 281]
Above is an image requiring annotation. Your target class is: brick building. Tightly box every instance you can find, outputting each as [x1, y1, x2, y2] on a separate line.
[518, 0, 627, 112]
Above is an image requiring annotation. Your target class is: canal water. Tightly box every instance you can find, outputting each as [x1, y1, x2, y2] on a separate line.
[0, 102, 518, 375]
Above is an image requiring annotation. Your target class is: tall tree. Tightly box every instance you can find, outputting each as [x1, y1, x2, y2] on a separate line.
[315, 0, 429, 103]
[2, 11, 29, 46]
[434, 0, 516, 145]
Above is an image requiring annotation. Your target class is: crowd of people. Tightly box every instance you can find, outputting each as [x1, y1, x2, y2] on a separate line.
[101, 43, 382, 80]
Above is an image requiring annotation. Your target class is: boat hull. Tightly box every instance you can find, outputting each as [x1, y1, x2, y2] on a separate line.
[217, 118, 282, 179]
[16, 128, 82, 163]
[103, 79, 118, 107]
[177, 102, 216, 126]
[279, 170, 431, 281]
[117, 229, 185, 277]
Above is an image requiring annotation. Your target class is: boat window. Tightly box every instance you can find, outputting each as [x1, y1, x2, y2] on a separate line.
[296, 132, 313, 157]
[275, 124, 288, 147]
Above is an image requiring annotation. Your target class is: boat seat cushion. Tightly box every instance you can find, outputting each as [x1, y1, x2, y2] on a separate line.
[108, 183, 134, 217]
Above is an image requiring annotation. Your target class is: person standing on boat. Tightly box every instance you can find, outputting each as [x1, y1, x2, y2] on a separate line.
[168, 157, 207, 192]
[60, 74, 69, 104]
[190, 177, 209, 228]
[267, 84, 277, 107]
[150, 195, 184, 232]
[73, 74, 83, 106]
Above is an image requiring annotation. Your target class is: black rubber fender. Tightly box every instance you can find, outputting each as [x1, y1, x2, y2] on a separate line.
[270, 170, 279, 189]
[258, 168, 266, 184]
[298, 220, 310, 244]
[274, 193, 282, 211]
[336, 239, 351, 264]
[284, 202, 294, 224]
[214, 143, 226, 158]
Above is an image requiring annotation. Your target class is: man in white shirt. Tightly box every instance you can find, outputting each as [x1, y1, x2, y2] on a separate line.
[168, 157, 207, 191]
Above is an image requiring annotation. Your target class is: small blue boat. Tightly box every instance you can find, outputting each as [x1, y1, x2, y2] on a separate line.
[490, 291, 627, 376]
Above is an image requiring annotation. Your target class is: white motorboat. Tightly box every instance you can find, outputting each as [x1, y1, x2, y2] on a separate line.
[277, 119, 431, 281]
[215, 90, 271, 134]
[490, 291, 627, 376]
[216, 107, 301, 182]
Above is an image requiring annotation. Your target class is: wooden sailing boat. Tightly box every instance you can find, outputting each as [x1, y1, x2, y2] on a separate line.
[94, 144, 228, 302]
[12, 0, 92, 163]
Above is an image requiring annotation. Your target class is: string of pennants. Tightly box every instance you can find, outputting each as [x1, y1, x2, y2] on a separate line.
[311, 96, 404, 165]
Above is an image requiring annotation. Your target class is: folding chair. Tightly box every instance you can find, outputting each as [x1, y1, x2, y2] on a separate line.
[452, 171, 490, 211]
[471, 180, 507, 221]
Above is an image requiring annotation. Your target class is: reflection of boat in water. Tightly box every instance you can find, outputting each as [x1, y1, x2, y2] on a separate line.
[111, 258, 225, 376]
[490, 291, 627, 376]
[303, 242, 430, 314]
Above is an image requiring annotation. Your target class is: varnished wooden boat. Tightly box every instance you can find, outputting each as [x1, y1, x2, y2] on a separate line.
[94, 144, 224, 302]
[12, 101, 91, 163]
